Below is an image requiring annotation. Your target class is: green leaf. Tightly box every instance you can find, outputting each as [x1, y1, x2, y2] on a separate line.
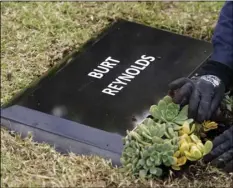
[162, 142, 173, 151]
[150, 128, 159, 138]
[172, 124, 182, 131]
[163, 95, 173, 104]
[166, 150, 174, 156]
[143, 165, 149, 170]
[164, 131, 171, 139]
[187, 119, 194, 124]
[153, 156, 162, 166]
[171, 137, 179, 145]
[133, 158, 138, 165]
[165, 109, 176, 121]
[158, 100, 167, 111]
[150, 156, 154, 162]
[163, 160, 172, 167]
[146, 158, 153, 167]
[125, 147, 134, 154]
[190, 134, 201, 144]
[167, 103, 179, 115]
[152, 136, 164, 144]
[138, 159, 145, 166]
[120, 157, 126, 164]
[149, 105, 161, 119]
[203, 140, 213, 155]
[173, 145, 179, 151]
[150, 167, 163, 177]
[176, 105, 188, 119]
[162, 155, 168, 163]
[143, 118, 154, 127]
[167, 156, 176, 165]
[142, 150, 149, 158]
[141, 131, 152, 140]
[125, 163, 132, 169]
[156, 123, 166, 137]
[139, 169, 148, 179]
[168, 127, 175, 138]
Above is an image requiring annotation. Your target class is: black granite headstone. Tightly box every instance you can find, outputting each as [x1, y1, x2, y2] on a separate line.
[1, 20, 212, 165]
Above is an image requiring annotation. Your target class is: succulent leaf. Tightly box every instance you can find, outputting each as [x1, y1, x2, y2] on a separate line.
[202, 121, 218, 132]
[177, 156, 187, 166]
[182, 121, 191, 134]
[168, 127, 176, 138]
[166, 103, 179, 120]
[156, 123, 166, 137]
[172, 124, 182, 131]
[152, 136, 164, 144]
[149, 105, 161, 120]
[150, 167, 163, 177]
[196, 143, 205, 153]
[176, 105, 188, 118]
[138, 124, 151, 136]
[174, 151, 181, 158]
[146, 158, 153, 167]
[190, 146, 202, 159]
[167, 156, 176, 165]
[163, 95, 173, 104]
[180, 142, 190, 154]
[203, 140, 213, 155]
[190, 134, 201, 144]
[158, 100, 167, 112]
[171, 165, 181, 170]
[138, 159, 145, 166]
[190, 124, 196, 134]
[139, 169, 148, 178]
[154, 157, 162, 166]
[184, 151, 199, 161]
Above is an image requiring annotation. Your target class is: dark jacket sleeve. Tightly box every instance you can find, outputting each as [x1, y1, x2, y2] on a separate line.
[198, 1, 233, 89]
[210, 1, 233, 70]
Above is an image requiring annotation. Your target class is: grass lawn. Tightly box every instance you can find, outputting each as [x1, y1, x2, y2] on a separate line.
[1, 2, 233, 187]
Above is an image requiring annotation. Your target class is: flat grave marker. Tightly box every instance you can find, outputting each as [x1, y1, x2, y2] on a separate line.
[1, 20, 212, 165]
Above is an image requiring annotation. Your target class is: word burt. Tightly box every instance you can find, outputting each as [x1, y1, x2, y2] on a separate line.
[102, 55, 155, 96]
[88, 56, 120, 79]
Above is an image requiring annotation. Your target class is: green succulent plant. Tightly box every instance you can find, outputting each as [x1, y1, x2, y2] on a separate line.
[136, 142, 176, 178]
[121, 121, 178, 178]
[149, 96, 193, 125]
[121, 95, 216, 179]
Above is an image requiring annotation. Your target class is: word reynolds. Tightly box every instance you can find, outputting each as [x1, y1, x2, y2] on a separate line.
[88, 55, 155, 96]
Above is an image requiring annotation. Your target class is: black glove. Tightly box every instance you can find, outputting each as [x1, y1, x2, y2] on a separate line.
[169, 75, 225, 123]
[203, 126, 233, 172]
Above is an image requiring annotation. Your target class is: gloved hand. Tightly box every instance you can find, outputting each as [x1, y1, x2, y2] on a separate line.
[203, 126, 233, 172]
[169, 75, 225, 123]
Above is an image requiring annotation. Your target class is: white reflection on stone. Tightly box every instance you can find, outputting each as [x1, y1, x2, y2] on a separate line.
[132, 110, 150, 130]
[51, 105, 68, 117]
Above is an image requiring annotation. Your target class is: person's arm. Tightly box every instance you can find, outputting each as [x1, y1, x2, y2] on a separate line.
[169, 2, 233, 172]
[197, 2, 233, 172]
[169, 2, 233, 123]
[211, 1, 233, 71]
[197, 1, 233, 89]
